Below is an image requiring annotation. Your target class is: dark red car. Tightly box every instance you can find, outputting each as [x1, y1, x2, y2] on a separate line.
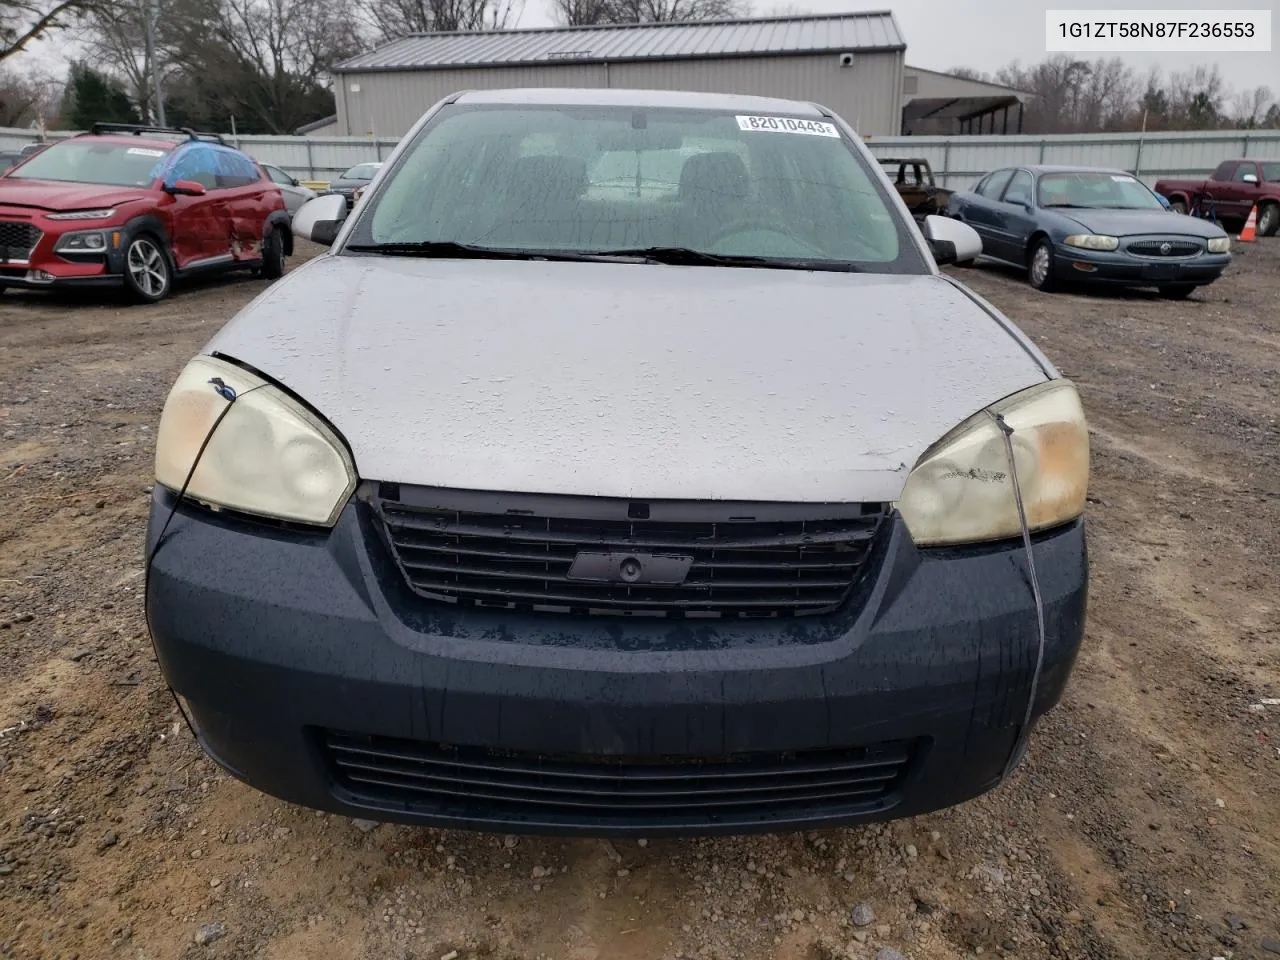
[0, 123, 293, 302]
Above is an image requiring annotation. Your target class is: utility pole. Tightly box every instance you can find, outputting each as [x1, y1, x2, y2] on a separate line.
[143, 0, 167, 126]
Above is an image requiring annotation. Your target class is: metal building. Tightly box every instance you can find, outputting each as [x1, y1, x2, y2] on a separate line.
[331, 11, 908, 138]
[901, 66, 1029, 136]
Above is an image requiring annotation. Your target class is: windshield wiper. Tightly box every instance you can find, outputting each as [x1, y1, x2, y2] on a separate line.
[343, 241, 644, 263]
[593, 246, 861, 271]
[1042, 203, 1094, 209]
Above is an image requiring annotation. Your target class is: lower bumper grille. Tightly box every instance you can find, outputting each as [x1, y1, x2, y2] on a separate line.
[373, 486, 889, 619]
[323, 731, 915, 827]
[0, 220, 41, 262]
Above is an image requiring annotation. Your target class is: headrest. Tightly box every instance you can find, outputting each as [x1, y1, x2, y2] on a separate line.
[678, 151, 750, 203]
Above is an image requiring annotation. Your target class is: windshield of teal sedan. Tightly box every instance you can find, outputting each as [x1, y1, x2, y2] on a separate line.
[353, 105, 911, 268]
[8, 140, 169, 187]
[1037, 172, 1164, 210]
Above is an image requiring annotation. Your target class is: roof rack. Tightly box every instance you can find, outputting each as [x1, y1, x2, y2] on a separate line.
[85, 122, 228, 145]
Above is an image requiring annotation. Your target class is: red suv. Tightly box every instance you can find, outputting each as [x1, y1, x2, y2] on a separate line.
[0, 123, 293, 302]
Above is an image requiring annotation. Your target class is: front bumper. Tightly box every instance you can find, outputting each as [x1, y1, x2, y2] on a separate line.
[1053, 245, 1229, 286]
[144, 491, 1089, 836]
[0, 233, 123, 290]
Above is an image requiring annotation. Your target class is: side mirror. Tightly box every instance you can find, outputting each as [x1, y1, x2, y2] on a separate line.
[293, 193, 348, 246]
[922, 214, 982, 265]
[168, 179, 207, 197]
[1242, 173, 1259, 185]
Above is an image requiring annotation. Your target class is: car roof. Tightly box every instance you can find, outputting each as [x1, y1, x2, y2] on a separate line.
[453, 86, 826, 116]
[75, 133, 181, 151]
[1006, 164, 1134, 176]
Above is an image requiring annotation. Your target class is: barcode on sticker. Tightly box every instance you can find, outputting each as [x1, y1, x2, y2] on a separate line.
[736, 115, 840, 138]
[127, 147, 165, 157]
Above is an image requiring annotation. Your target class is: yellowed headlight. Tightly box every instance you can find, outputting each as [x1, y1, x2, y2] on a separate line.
[896, 379, 1090, 546]
[154, 355, 357, 527]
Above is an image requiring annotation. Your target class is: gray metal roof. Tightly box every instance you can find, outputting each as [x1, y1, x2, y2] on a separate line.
[334, 11, 904, 73]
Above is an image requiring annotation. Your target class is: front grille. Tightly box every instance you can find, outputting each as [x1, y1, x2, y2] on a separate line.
[0, 220, 40, 262]
[1127, 239, 1201, 258]
[373, 488, 888, 619]
[323, 731, 916, 827]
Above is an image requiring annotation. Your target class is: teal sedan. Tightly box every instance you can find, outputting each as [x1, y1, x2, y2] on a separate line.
[946, 164, 1232, 299]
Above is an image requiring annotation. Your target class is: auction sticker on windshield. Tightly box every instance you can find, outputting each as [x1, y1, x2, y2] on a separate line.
[736, 116, 840, 137]
[127, 148, 166, 157]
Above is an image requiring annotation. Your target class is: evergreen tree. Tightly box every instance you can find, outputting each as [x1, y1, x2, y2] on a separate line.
[60, 61, 139, 130]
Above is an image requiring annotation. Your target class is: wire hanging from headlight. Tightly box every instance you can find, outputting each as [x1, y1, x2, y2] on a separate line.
[993, 410, 1048, 784]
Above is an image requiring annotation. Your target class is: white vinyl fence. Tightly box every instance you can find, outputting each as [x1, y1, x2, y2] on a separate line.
[863, 129, 1280, 190]
[3, 125, 1279, 188]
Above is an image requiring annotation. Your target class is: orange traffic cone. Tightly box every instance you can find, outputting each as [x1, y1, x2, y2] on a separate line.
[1239, 204, 1258, 242]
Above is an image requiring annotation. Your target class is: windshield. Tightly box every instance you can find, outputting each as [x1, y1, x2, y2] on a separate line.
[1261, 162, 1280, 182]
[1037, 171, 1164, 210]
[7, 139, 170, 187]
[345, 103, 924, 272]
[343, 163, 380, 180]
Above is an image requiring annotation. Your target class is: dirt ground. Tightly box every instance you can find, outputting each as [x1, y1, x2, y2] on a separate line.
[1, 237, 1278, 960]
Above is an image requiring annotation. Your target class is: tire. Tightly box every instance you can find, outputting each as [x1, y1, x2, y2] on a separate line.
[257, 227, 285, 280]
[1158, 284, 1195, 300]
[1169, 199, 1187, 215]
[1258, 202, 1279, 238]
[1027, 237, 1057, 291]
[123, 234, 172, 303]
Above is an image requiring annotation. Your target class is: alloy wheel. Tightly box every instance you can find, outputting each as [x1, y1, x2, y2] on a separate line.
[127, 238, 169, 299]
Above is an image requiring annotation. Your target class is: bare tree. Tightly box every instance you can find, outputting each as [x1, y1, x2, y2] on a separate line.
[1167, 64, 1225, 129]
[163, 0, 361, 132]
[0, 66, 63, 125]
[361, 0, 522, 38]
[554, 0, 745, 25]
[83, 0, 181, 122]
[1, 0, 102, 61]
[1231, 85, 1275, 128]
[947, 66, 991, 83]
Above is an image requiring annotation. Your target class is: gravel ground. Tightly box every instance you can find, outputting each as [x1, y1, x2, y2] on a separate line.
[1, 238, 1278, 960]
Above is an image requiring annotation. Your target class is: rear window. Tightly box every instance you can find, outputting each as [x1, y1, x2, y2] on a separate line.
[347, 102, 926, 273]
[8, 139, 170, 187]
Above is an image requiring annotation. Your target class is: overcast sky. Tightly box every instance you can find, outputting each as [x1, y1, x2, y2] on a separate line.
[11, 0, 1279, 95]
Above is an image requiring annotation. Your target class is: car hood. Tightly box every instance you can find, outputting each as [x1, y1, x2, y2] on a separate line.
[0, 178, 152, 213]
[327, 179, 365, 192]
[206, 256, 1051, 503]
[1054, 207, 1226, 239]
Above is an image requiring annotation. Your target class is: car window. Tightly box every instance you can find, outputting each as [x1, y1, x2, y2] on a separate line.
[1262, 162, 1280, 182]
[1037, 171, 1164, 210]
[209, 145, 262, 188]
[343, 163, 380, 180]
[348, 102, 927, 273]
[1233, 162, 1259, 182]
[1003, 170, 1033, 205]
[165, 143, 219, 188]
[976, 169, 1014, 199]
[264, 164, 293, 186]
[7, 139, 170, 187]
[1212, 161, 1237, 180]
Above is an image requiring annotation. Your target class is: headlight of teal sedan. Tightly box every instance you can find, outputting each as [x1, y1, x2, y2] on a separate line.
[1207, 237, 1231, 254]
[1063, 234, 1119, 252]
